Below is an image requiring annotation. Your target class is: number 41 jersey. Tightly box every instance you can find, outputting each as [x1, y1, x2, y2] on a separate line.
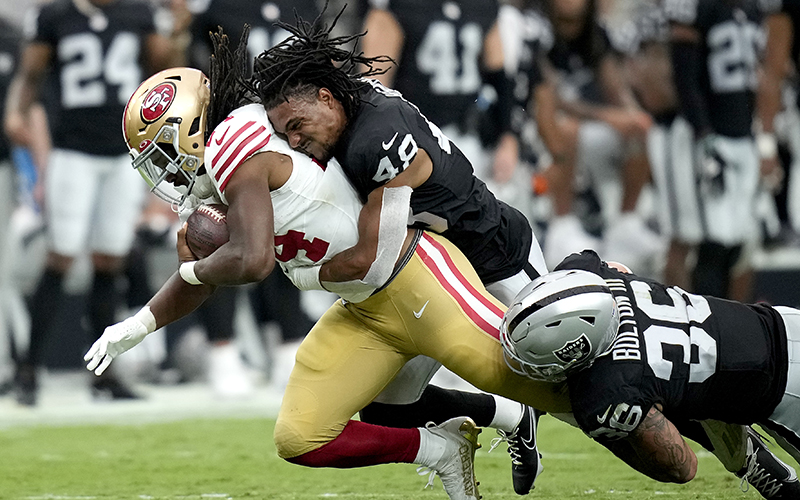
[557, 251, 788, 440]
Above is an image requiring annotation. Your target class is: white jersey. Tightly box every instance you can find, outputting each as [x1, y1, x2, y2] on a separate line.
[204, 103, 363, 275]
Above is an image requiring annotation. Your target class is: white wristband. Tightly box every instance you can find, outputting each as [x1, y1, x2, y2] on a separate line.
[179, 261, 203, 285]
[133, 306, 157, 334]
[292, 265, 323, 291]
[757, 133, 778, 159]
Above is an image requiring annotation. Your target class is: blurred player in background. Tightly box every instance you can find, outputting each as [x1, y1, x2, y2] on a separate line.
[0, 16, 22, 390]
[539, 0, 661, 272]
[3, 0, 186, 405]
[665, 0, 763, 302]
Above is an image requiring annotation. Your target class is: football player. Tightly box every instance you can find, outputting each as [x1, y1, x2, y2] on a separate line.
[2, 0, 186, 405]
[538, 0, 661, 273]
[255, 11, 550, 495]
[665, 0, 764, 301]
[86, 31, 571, 500]
[502, 250, 800, 498]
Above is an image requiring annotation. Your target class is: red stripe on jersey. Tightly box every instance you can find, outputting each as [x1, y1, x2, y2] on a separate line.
[218, 134, 272, 192]
[214, 125, 268, 181]
[417, 234, 502, 339]
[421, 233, 505, 318]
[312, 158, 327, 171]
[212, 121, 257, 179]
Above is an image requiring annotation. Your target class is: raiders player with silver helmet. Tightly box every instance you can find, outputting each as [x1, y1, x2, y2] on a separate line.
[502, 250, 800, 498]
[3, 0, 186, 406]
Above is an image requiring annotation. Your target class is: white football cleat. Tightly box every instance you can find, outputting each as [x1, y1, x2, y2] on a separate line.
[425, 417, 482, 500]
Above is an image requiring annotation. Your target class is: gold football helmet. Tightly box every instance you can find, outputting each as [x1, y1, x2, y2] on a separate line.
[123, 67, 211, 206]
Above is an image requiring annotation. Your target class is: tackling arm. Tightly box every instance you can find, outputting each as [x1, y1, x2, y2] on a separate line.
[603, 406, 697, 483]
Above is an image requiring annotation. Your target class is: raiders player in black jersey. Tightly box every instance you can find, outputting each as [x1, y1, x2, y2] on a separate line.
[665, 0, 765, 302]
[252, 13, 549, 495]
[3, 0, 182, 405]
[502, 249, 800, 498]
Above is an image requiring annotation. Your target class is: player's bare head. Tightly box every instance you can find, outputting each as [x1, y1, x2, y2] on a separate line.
[252, 5, 392, 123]
[500, 269, 619, 383]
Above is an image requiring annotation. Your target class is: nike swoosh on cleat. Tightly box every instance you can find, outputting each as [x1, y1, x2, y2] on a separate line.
[519, 411, 537, 450]
[413, 300, 430, 319]
[382, 132, 399, 150]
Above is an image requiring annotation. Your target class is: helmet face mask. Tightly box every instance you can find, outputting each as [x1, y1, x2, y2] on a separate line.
[123, 68, 210, 208]
[500, 270, 620, 383]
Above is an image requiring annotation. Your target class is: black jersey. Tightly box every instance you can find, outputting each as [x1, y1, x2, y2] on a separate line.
[370, 0, 499, 129]
[665, 0, 763, 138]
[189, 0, 319, 73]
[761, 0, 800, 65]
[556, 250, 788, 441]
[334, 80, 533, 284]
[28, 0, 156, 156]
[0, 19, 20, 163]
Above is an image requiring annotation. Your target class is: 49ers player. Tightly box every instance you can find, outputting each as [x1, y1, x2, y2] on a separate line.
[85, 34, 570, 500]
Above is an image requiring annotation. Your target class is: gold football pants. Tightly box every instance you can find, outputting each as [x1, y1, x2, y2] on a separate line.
[274, 232, 570, 458]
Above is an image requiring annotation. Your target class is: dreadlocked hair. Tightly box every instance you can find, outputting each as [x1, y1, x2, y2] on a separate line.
[251, 6, 393, 120]
[206, 25, 259, 142]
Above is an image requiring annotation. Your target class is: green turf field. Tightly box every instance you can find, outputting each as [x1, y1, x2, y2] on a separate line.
[0, 414, 787, 499]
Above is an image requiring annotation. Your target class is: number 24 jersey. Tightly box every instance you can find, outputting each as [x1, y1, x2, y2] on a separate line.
[558, 251, 788, 440]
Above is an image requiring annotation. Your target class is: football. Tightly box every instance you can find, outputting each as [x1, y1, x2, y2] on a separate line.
[185, 204, 229, 259]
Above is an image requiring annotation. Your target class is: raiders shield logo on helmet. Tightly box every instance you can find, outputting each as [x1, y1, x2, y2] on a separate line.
[553, 334, 592, 364]
[141, 82, 176, 123]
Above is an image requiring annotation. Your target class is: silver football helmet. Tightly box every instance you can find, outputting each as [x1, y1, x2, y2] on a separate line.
[500, 269, 620, 383]
[123, 67, 212, 207]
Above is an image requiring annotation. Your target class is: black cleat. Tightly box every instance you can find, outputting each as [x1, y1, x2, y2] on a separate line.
[491, 405, 543, 495]
[738, 428, 800, 499]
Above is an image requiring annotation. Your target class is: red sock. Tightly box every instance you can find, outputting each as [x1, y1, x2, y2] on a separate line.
[288, 420, 420, 468]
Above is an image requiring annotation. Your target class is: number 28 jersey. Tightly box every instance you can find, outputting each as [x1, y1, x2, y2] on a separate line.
[205, 104, 362, 275]
[27, 0, 156, 155]
[558, 251, 788, 440]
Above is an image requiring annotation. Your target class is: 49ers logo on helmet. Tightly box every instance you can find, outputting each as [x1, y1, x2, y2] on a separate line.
[141, 82, 176, 123]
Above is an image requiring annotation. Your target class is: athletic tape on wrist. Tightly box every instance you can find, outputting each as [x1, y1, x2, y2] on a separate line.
[179, 261, 203, 285]
[290, 265, 323, 291]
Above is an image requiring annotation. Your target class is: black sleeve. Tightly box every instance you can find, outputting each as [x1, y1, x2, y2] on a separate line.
[670, 39, 713, 136]
[482, 68, 513, 139]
